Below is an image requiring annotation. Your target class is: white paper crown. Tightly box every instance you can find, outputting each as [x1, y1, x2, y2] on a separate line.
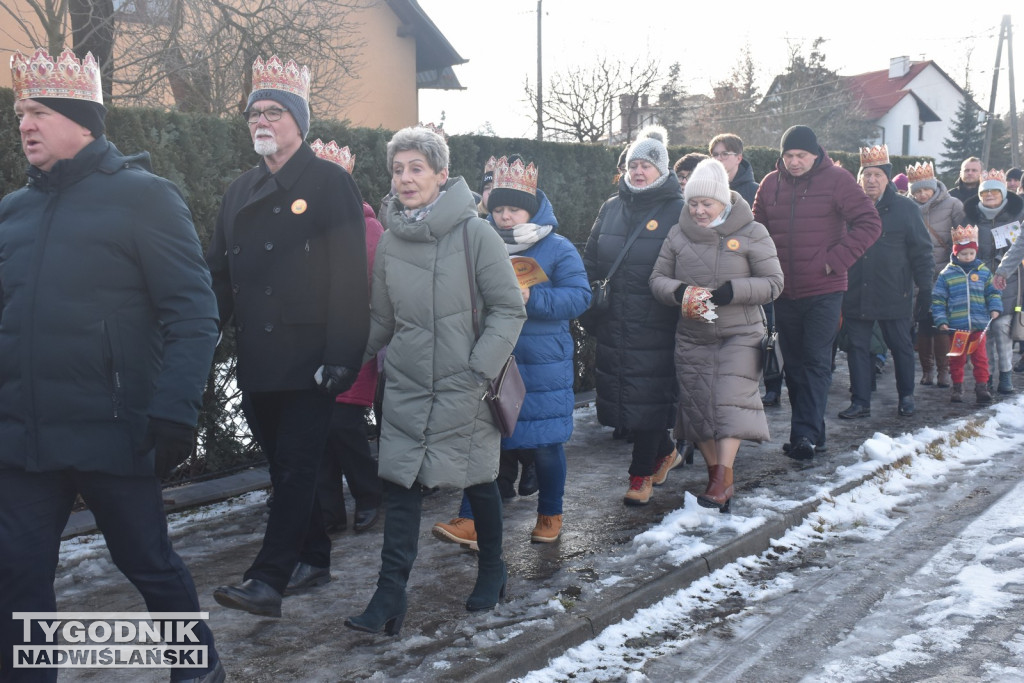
[310, 139, 354, 173]
[251, 55, 310, 101]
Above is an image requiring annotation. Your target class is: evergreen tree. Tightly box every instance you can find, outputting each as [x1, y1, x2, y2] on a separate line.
[940, 91, 984, 180]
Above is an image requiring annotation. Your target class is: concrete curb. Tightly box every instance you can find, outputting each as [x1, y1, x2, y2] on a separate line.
[459, 466, 882, 682]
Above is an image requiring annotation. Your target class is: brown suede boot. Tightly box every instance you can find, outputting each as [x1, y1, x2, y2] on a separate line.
[951, 383, 963, 403]
[976, 382, 992, 404]
[530, 514, 563, 543]
[623, 476, 653, 506]
[918, 338, 935, 385]
[936, 338, 952, 387]
[431, 518, 478, 551]
[697, 465, 733, 512]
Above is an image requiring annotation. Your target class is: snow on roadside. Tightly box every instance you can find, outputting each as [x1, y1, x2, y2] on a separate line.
[516, 400, 1024, 682]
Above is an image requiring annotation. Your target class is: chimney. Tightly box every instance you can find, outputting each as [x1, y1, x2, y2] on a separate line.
[889, 56, 910, 79]
[619, 94, 638, 135]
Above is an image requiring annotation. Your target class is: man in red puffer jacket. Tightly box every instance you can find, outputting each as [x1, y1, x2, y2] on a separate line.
[752, 125, 881, 460]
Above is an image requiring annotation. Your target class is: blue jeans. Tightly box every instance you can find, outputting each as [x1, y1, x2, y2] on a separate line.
[775, 292, 843, 445]
[0, 470, 219, 682]
[844, 318, 916, 407]
[458, 443, 567, 517]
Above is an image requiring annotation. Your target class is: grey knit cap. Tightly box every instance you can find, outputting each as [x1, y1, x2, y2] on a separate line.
[684, 158, 731, 206]
[626, 125, 670, 177]
[246, 88, 310, 139]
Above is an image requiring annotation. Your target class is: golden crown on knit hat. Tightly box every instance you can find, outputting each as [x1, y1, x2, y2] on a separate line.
[906, 161, 936, 183]
[492, 155, 539, 196]
[10, 48, 102, 104]
[859, 144, 890, 168]
[983, 169, 1006, 183]
[951, 224, 979, 244]
[310, 139, 354, 173]
[419, 121, 448, 142]
[251, 55, 310, 100]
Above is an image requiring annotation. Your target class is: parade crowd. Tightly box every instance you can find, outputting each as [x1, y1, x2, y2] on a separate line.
[2, 48, 1022, 682]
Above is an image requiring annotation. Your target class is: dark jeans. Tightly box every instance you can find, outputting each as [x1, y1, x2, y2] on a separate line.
[459, 443, 567, 517]
[845, 317, 916, 407]
[0, 470, 218, 682]
[775, 292, 843, 444]
[497, 448, 535, 487]
[244, 389, 335, 592]
[317, 403, 382, 527]
[628, 429, 675, 477]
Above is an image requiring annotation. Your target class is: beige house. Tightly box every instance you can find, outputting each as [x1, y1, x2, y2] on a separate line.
[0, 0, 464, 130]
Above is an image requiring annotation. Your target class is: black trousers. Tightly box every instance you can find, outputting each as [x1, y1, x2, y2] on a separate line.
[0, 469, 218, 682]
[317, 403, 382, 526]
[244, 389, 334, 592]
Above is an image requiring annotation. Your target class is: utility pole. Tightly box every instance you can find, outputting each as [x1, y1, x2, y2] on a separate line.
[536, 0, 543, 141]
[1008, 18, 1019, 167]
[982, 16, 1017, 166]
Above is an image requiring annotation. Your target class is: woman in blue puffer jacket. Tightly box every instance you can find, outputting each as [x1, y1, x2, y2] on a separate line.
[431, 155, 591, 546]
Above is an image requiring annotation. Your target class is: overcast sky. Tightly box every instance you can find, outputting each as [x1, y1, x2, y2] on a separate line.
[417, 1, 1017, 141]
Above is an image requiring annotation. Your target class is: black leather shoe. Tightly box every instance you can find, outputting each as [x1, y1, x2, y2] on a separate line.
[898, 395, 915, 416]
[496, 476, 517, 501]
[838, 403, 871, 419]
[785, 437, 815, 461]
[213, 579, 282, 617]
[284, 563, 331, 595]
[518, 463, 539, 496]
[761, 390, 780, 407]
[178, 659, 225, 683]
[783, 438, 826, 454]
[353, 507, 380, 533]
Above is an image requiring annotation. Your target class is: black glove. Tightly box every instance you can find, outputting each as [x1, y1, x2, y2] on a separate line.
[317, 365, 358, 396]
[710, 281, 734, 305]
[913, 290, 931, 322]
[673, 284, 689, 304]
[144, 418, 195, 478]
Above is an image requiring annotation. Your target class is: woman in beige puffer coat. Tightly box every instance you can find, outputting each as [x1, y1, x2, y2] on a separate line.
[650, 159, 783, 512]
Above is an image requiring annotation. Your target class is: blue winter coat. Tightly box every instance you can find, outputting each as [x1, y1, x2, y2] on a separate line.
[931, 257, 1002, 332]
[490, 191, 591, 448]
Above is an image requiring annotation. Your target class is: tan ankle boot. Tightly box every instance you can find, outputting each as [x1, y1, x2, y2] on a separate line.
[431, 517, 478, 550]
[530, 514, 563, 543]
[623, 476, 652, 506]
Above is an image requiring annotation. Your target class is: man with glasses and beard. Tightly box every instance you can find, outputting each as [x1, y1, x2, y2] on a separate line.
[208, 55, 369, 618]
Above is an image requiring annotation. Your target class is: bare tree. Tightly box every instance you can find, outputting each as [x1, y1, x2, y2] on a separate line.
[112, 0, 366, 115]
[70, 0, 115, 98]
[525, 56, 661, 143]
[687, 43, 763, 144]
[2, 0, 70, 59]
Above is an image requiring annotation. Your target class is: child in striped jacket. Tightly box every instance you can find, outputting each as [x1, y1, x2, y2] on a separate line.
[931, 237, 1002, 403]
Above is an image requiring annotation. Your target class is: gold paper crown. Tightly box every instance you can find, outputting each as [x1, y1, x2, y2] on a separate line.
[983, 169, 1006, 183]
[492, 156, 539, 196]
[251, 55, 310, 101]
[419, 122, 448, 142]
[905, 161, 935, 183]
[483, 156, 497, 174]
[10, 48, 102, 104]
[859, 144, 890, 168]
[951, 225, 979, 244]
[310, 139, 354, 173]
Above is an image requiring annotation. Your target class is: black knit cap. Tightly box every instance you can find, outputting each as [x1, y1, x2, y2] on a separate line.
[35, 97, 106, 138]
[1008, 168, 1023, 182]
[780, 125, 818, 155]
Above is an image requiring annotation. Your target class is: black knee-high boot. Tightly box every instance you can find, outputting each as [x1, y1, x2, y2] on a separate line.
[464, 480, 507, 612]
[344, 481, 422, 635]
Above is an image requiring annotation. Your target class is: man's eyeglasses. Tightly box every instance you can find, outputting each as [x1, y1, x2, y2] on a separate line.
[244, 107, 287, 124]
[712, 151, 737, 159]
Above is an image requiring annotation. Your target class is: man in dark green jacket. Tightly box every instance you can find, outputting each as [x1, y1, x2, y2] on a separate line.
[0, 49, 223, 682]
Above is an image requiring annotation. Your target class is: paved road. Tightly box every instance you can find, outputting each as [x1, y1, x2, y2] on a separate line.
[51, 354, 1022, 681]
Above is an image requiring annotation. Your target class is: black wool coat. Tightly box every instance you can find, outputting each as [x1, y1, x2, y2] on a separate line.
[843, 183, 935, 320]
[208, 143, 370, 392]
[583, 175, 683, 431]
[0, 138, 219, 475]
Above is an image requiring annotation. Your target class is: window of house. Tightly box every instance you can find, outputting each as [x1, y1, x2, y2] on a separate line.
[902, 125, 911, 155]
[114, 0, 173, 24]
[919, 123, 925, 141]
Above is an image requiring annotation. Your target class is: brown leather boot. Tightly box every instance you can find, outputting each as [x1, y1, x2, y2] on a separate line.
[936, 338, 952, 387]
[697, 465, 733, 512]
[951, 383, 963, 403]
[431, 517, 478, 551]
[623, 476, 653, 506]
[530, 514, 563, 543]
[976, 382, 992, 404]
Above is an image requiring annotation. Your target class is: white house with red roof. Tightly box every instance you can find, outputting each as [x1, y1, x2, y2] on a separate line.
[844, 57, 979, 160]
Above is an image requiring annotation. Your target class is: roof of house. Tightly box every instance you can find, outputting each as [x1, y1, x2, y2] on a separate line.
[842, 60, 971, 122]
[386, 0, 467, 90]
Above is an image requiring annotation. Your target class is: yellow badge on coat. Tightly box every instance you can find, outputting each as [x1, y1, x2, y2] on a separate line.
[646, 220, 658, 231]
[727, 238, 740, 251]
[291, 199, 308, 215]
[970, 273, 980, 282]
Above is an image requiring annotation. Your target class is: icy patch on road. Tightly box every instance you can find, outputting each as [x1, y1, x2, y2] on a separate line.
[516, 401, 1024, 682]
